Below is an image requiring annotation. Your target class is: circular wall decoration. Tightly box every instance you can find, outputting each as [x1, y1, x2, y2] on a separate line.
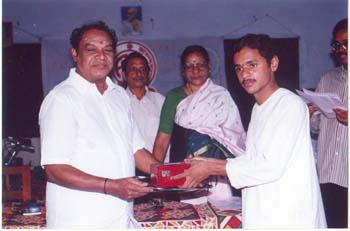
[113, 40, 157, 87]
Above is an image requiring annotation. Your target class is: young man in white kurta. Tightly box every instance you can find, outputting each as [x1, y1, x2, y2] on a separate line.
[175, 34, 326, 229]
[226, 88, 326, 228]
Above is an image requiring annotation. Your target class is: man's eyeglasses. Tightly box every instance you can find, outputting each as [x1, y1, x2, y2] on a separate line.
[126, 67, 148, 74]
[234, 62, 259, 75]
[331, 40, 347, 51]
[183, 63, 208, 72]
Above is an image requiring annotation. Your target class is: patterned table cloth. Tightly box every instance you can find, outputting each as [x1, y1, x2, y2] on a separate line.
[134, 200, 242, 229]
[215, 207, 242, 229]
[2, 200, 241, 229]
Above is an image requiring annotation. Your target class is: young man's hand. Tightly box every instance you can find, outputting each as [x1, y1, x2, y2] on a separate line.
[172, 157, 227, 188]
[172, 157, 211, 188]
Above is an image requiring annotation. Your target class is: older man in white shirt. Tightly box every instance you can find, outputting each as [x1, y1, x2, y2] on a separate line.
[39, 21, 157, 229]
[122, 52, 169, 164]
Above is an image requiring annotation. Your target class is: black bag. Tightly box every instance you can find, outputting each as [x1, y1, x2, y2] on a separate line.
[170, 123, 235, 162]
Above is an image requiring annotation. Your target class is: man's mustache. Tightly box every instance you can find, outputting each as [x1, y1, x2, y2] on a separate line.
[241, 78, 256, 85]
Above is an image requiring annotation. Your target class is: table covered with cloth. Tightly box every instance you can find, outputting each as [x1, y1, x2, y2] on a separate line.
[134, 200, 241, 229]
[2, 200, 241, 229]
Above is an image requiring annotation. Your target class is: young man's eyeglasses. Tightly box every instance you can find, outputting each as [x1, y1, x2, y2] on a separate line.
[234, 62, 259, 75]
[331, 40, 347, 51]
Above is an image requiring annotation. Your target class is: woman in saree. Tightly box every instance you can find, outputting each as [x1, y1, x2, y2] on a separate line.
[153, 45, 246, 204]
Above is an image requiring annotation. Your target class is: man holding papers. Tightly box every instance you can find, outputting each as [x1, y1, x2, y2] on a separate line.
[308, 18, 348, 228]
[297, 88, 346, 119]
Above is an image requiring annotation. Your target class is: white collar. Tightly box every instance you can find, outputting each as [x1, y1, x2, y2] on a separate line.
[126, 86, 151, 100]
[68, 68, 116, 94]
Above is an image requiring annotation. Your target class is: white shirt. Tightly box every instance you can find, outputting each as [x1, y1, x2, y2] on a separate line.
[226, 88, 326, 229]
[126, 87, 169, 162]
[39, 68, 145, 228]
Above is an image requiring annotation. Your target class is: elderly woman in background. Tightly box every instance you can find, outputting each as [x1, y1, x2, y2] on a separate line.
[153, 45, 246, 204]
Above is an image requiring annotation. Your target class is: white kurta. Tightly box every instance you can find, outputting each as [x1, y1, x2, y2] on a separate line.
[126, 87, 169, 162]
[39, 68, 145, 228]
[226, 88, 326, 229]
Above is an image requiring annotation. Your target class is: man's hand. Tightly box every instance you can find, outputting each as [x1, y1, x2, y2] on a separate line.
[44, 164, 153, 201]
[334, 108, 348, 126]
[307, 103, 319, 117]
[172, 157, 218, 188]
[106, 177, 153, 201]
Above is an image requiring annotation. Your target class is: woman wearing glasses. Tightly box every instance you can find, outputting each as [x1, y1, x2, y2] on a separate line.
[153, 45, 246, 204]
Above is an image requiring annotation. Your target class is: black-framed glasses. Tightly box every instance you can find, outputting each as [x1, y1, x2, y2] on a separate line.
[331, 40, 347, 51]
[183, 63, 208, 72]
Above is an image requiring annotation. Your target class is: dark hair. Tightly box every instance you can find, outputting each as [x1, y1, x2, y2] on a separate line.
[233, 34, 276, 64]
[121, 52, 150, 72]
[180, 45, 210, 66]
[332, 18, 347, 38]
[70, 20, 117, 53]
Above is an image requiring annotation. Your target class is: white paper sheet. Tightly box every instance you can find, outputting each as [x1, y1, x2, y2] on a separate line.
[296, 88, 347, 118]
